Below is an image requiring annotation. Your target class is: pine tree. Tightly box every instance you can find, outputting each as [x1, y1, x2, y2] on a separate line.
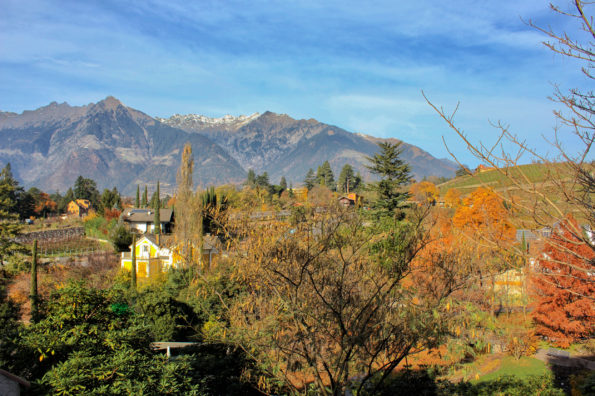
[338, 164, 355, 193]
[304, 169, 316, 190]
[322, 161, 335, 191]
[0, 164, 23, 263]
[366, 142, 412, 213]
[135, 185, 140, 207]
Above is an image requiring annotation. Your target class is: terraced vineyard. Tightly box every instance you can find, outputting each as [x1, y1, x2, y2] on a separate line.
[437, 163, 571, 195]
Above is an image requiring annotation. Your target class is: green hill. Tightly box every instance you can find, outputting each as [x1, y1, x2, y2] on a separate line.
[437, 163, 571, 195]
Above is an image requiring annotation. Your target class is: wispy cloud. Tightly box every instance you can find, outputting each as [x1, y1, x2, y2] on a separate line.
[0, 0, 589, 165]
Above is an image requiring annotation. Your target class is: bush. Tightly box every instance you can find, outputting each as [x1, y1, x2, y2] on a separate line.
[109, 223, 132, 252]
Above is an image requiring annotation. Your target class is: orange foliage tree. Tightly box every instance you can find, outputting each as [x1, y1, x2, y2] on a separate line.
[34, 192, 57, 217]
[453, 187, 515, 244]
[531, 217, 595, 347]
[444, 188, 462, 208]
[409, 181, 439, 204]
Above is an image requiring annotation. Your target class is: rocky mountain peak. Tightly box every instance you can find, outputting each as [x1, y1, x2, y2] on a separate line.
[92, 96, 124, 112]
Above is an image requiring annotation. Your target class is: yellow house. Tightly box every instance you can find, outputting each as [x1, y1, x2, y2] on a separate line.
[67, 199, 92, 217]
[121, 234, 222, 279]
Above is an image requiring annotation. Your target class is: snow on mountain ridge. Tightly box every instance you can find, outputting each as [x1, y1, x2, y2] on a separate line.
[159, 112, 260, 127]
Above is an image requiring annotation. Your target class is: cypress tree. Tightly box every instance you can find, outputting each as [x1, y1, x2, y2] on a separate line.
[135, 185, 140, 207]
[154, 181, 160, 235]
[131, 234, 137, 290]
[142, 186, 148, 207]
[30, 239, 38, 322]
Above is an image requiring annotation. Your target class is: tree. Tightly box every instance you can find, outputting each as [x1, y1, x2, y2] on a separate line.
[0, 164, 23, 264]
[20, 281, 207, 395]
[136, 185, 140, 207]
[142, 185, 148, 208]
[409, 181, 439, 204]
[337, 164, 355, 193]
[304, 168, 316, 190]
[174, 143, 203, 267]
[255, 172, 270, 188]
[154, 181, 161, 235]
[110, 223, 133, 252]
[33, 191, 57, 217]
[245, 169, 256, 188]
[316, 161, 335, 190]
[279, 176, 287, 192]
[100, 187, 121, 214]
[444, 188, 463, 208]
[226, 203, 465, 395]
[531, 217, 595, 347]
[73, 176, 100, 208]
[455, 166, 471, 177]
[424, 1, 594, 300]
[452, 187, 515, 243]
[366, 142, 412, 214]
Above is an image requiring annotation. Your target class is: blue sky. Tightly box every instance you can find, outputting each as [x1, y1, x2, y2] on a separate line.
[1, 0, 591, 167]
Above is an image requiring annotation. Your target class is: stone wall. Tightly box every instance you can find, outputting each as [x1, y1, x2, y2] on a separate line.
[15, 227, 85, 244]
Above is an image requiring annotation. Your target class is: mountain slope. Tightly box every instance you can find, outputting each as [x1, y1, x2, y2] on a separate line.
[160, 111, 457, 184]
[0, 97, 245, 194]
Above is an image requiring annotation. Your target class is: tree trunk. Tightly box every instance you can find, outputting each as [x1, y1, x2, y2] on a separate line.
[30, 239, 38, 322]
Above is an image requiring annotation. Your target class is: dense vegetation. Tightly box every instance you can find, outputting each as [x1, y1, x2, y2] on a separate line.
[1, 2, 594, 395]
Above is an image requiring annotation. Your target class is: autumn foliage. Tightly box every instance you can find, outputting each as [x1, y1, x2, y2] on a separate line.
[452, 187, 515, 243]
[409, 181, 439, 204]
[531, 217, 595, 347]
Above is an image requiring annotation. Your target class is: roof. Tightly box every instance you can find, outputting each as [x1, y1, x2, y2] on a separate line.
[0, 369, 31, 388]
[76, 199, 91, 209]
[121, 208, 173, 223]
[516, 229, 539, 242]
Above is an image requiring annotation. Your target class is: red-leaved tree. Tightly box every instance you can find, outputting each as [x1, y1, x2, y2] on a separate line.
[531, 217, 595, 347]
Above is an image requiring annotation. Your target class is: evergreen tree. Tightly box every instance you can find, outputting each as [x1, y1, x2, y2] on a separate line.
[316, 165, 324, 186]
[338, 164, 355, 193]
[317, 161, 336, 191]
[366, 142, 412, 213]
[455, 165, 471, 177]
[353, 172, 363, 192]
[136, 185, 140, 207]
[288, 183, 295, 198]
[100, 187, 121, 214]
[0, 164, 23, 263]
[304, 169, 316, 190]
[61, 188, 75, 212]
[142, 186, 148, 208]
[255, 172, 270, 188]
[279, 176, 287, 191]
[154, 181, 161, 235]
[73, 176, 100, 208]
[245, 169, 256, 187]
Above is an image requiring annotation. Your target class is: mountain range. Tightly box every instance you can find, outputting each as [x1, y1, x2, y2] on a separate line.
[0, 97, 457, 194]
